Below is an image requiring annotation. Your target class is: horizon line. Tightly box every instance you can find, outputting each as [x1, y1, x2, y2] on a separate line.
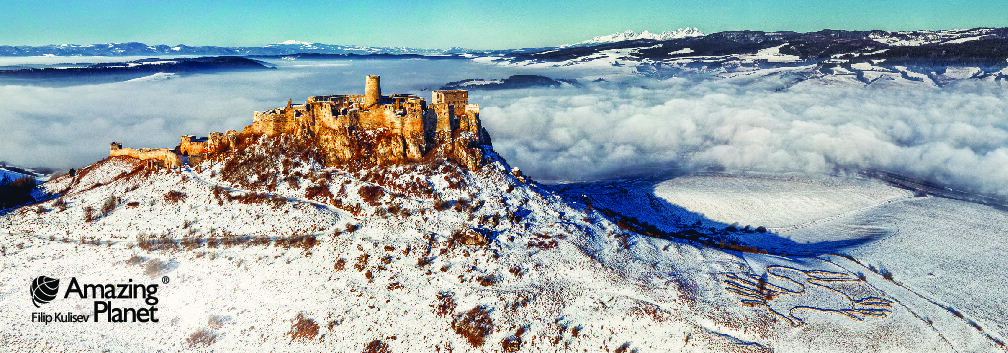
[2, 25, 1005, 51]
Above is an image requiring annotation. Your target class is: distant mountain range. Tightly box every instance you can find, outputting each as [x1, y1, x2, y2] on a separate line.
[4, 28, 1006, 58]
[4, 27, 1008, 87]
[0, 41, 470, 56]
[510, 27, 1008, 63]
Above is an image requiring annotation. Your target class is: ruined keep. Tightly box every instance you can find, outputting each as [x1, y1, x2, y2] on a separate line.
[363, 75, 381, 108]
[110, 76, 490, 171]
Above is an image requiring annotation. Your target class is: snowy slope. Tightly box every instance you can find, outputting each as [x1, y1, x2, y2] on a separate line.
[560, 173, 1007, 351]
[0, 133, 971, 351]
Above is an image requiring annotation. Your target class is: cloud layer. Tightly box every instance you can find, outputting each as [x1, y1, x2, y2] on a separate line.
[479, 78, 1008, 198]
[2, 58, 1006, 199]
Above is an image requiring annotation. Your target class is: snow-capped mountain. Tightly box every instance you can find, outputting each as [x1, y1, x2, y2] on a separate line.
[561, 28, 705, 47]
[0, 41, 469, 57]
[272, 40, 314, 46]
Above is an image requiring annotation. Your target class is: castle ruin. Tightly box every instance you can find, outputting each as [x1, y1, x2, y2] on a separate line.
[110, 76, 489, 170]
[109, 142, 182, 169]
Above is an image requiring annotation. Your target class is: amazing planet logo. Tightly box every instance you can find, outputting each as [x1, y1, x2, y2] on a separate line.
[31, 276, 60, 307]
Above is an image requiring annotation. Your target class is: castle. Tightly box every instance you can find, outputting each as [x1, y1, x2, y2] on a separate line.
[110, 76, 489, 170]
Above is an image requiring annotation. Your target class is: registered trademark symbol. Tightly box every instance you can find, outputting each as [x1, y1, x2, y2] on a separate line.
[162, 276, 169, 284]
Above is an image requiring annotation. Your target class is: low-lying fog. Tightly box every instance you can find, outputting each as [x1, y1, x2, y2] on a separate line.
[1, 57, 1006, 198]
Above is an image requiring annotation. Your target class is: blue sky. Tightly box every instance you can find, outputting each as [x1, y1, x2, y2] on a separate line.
[2, 0, 1006, 48]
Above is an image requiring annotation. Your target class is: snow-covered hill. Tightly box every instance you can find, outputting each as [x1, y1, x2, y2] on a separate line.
[2, 128, 992, 351]
[498, 27, 1008, 87]
[867, 28, 1000, 46]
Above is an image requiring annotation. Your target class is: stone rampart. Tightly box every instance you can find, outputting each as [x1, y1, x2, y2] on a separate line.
[109, 142, 183, 169]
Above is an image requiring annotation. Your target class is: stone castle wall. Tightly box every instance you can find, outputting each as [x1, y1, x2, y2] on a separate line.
[109, 142, 183, 169]
[180, 131, 238, 155]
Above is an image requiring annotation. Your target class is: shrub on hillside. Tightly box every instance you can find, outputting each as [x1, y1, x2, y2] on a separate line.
[358, 185, 384, 206]
[501, 335, 522, 352]
[186, 329, 217, 347]
[452, 306, 494, 347]
[880, 267, 895, 282]
[164, 190, 186, 203]
[144, 259, 171, 277]
[83, 206, 95, 222]
[100, 195, 119, 217]
[53, 197, 68, 211]
[305, 183, 333, 201]
[435, 292, 456, 316]
[450, 228, 488, 247]
[288, 312, 319, 343]
[363, 339, 391, 353]
[433, 199, 450, 211]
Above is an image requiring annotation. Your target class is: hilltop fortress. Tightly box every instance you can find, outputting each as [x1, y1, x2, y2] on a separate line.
[111, 76, 490, 170]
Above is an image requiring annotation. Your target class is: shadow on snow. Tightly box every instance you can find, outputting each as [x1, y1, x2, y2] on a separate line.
[549, 172, 886, 257]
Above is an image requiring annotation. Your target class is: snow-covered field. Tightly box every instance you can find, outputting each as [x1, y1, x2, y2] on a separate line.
[653, 175, 913, 230]
[658, 174, 1008, 340]
[562, 172, 1008, 351]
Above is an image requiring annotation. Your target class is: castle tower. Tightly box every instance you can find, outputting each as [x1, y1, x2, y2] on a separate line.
[363, 75, 381, 108]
